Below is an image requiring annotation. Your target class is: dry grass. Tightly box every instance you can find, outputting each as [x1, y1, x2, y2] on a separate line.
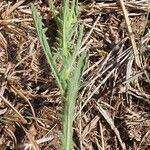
[0, 0, 150, 149]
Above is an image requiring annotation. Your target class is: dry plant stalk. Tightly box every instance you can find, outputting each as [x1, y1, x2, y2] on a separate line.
[0, 94, 27, 124]
[119, 0, 141, 68]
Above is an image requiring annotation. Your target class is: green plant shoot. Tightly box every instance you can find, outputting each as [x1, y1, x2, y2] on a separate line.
[31, 0, 88, 149]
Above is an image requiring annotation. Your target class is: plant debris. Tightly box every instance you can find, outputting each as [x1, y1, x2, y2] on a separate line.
[0, 0, 150, 149]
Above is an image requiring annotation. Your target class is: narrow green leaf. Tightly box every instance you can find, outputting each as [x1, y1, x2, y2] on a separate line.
[31, 3, 64, 94]
[32, 1, 88, 150]
[123, 71, 144, 84]
[144, 70, 150, 83]
[75, 24, 84, 52]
